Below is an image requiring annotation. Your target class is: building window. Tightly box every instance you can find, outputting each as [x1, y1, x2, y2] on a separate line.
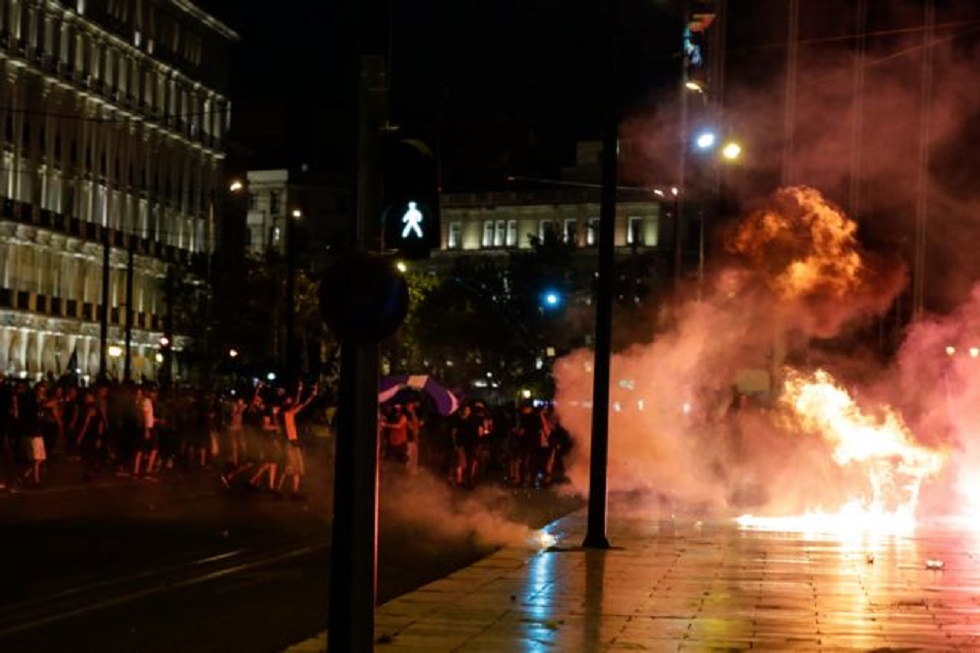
[482, 221, 494, 248]
[564, 219, 577, 244]
[269, 191, 280, 215]
[493, 220, 506, 247]
[448, 222, 462, 249]
[587, 217, 600, 246]
[627, 216, 644, 245]
[506, 220, 517, 247]
[538, 220, 555, 242]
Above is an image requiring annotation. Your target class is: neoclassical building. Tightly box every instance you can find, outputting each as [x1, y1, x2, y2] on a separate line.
[0, 0, 237, 382]
[438, 143, 671, 258]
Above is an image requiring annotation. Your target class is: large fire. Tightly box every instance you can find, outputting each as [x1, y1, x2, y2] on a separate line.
[737, 369, 947, 534]
[552, 185, 961, 537]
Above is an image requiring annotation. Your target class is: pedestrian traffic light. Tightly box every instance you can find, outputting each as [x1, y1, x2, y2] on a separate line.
[382, 138, 439, 259]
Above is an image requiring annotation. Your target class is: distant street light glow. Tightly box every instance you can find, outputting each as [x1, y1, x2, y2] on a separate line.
[695, 131, 716, 150]
[229, 180, 244, 192]
[722, 141, 742, 160]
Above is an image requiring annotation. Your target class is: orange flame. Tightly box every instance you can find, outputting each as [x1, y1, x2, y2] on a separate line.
[738, 369, 946, 534]
[727, 186, 864, 300]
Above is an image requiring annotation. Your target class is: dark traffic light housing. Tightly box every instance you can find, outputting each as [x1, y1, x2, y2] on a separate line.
[382, 138, 439, 259]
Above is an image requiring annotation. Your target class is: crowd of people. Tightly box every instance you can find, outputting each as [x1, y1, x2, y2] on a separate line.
[379, 399, 572, 490]
[0, 371, 572, 498]
[0, 373, 324, 499]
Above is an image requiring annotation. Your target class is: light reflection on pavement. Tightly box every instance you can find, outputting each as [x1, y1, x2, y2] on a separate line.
[290, 510, 980, 651]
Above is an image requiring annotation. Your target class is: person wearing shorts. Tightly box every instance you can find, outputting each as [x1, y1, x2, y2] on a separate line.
[277, 382, 318, 498]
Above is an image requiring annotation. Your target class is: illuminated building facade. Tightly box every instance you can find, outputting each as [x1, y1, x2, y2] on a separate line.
[438, 142, 668, 258]
[0, 0, 237, 382]
[243, 168, 351, 270]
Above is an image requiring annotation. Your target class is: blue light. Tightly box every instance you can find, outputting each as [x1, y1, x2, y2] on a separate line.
[542, 290, 561, 309]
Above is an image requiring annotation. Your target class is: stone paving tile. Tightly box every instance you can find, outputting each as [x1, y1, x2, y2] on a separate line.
[285, 509, 980, 652]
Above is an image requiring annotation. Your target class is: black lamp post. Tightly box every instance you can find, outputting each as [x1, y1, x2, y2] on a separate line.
[285, 208, 301, 388]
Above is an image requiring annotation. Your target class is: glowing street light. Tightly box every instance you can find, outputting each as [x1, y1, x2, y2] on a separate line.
[685, 80, 705, 93]
[108, 345, 123, 358]
[721, 141, 743, 161]
[228, 348, 239, 359]
[695, 131, 717, 150]
[229, 180, 244, 192]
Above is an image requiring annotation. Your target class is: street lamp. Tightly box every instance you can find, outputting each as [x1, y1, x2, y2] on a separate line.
[722, 141, 742, 161]
[685, 80, 706, 93]
[108, 345, 122, 380]
[285, 208, 302, 387]
[695, 130, 717, 150]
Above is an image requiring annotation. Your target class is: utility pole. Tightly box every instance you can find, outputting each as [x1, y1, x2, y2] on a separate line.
[285, 212, 296, 387]
[582, 0, 617, 551]
[674, 0, 691, 291]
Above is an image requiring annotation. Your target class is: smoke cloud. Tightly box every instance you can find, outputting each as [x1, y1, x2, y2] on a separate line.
[555, 4, 980, 521]
[380, 471, 536, 548]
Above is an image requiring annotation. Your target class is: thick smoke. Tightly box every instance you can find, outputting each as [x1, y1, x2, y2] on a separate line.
[554, 187, 907, 516]
[555, 4, 980, 520]
[622, 2, 980, 309]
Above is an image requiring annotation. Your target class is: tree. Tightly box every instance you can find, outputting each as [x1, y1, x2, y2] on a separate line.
[387, 224, 596, 400]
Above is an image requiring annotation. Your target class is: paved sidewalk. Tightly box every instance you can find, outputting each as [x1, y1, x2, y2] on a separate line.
[287, 508, 980, 651]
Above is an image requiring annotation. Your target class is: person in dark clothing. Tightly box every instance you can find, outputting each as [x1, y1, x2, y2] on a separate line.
[0, 375, 12, 489]
[75, 391, 107, 480]
[18, 383, 46, 487]
[451, 404, 483, 488]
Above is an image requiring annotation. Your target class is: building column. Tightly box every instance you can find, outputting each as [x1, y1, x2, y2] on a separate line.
[14, 328, 28, 377]
[82, 336, 98, 378]
[25, 329, 39, 378]
[0, 327, 12, 373]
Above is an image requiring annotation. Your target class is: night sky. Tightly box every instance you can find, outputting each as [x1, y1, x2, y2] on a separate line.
[196, 1, 682, 188]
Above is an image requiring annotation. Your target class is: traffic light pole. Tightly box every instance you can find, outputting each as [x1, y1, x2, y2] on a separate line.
[327, 54, 386, 653]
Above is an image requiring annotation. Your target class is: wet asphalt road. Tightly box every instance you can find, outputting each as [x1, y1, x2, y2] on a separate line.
[0, 450, 583, 653]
